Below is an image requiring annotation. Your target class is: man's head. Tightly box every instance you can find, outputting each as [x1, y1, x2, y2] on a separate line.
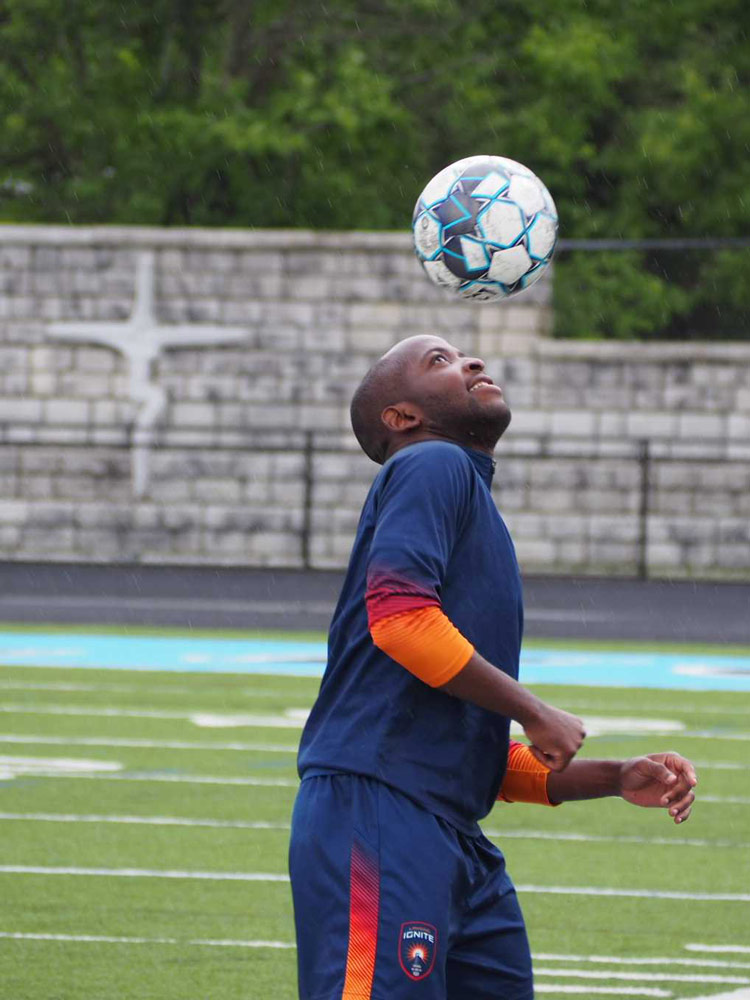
[350, 335, 511, 464]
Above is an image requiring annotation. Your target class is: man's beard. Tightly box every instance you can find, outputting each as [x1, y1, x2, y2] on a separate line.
[422, 395, 512, 452]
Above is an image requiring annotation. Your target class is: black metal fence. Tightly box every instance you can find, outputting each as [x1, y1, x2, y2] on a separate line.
[1, 424, 746, 579]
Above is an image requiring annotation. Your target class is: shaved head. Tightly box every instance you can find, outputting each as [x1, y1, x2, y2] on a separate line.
[350, 335, 510, 463]
[350, 349, 410, 463]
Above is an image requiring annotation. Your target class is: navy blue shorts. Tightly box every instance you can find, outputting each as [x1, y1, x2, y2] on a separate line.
[289, 773, 533, 1000]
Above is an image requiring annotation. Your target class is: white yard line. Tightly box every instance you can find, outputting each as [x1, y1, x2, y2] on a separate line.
[0, 865, 290, 881]
[0, 867, 746, 902]
[0, 812, 290, 830]
[60, 772, 298, 787]
[518, 885, 750, 902]
[0, 812, 746, 851]
[0, 682, 133, 693]
[4, 771, 297, 787]
[0, 932, 738, 973]
[0, 681, 301, 698]
[0, 734, 298, 752]
[535, 969, 749, 985]
[683, 993, 750, 1000]
[0, 732, 740, 770]
[0, 704, 309, 727]
[562, 703, 750, 718]
[0, 931, 295, 948]
[691, 761, 749, 771]
[683, 732, 750, 741]
[537, 954, 750, 971]
[6, 761, 750, 807]
[3, 930, 746, 996]
[6, 703, 750, 741]
[687, 946, 750, 956]
[484, 829, 750, 849]
[14, 760, 750, 807]
[535, 989, 671, 997]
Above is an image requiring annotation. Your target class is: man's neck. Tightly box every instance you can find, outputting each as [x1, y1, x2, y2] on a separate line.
[385, 429, 497, 461]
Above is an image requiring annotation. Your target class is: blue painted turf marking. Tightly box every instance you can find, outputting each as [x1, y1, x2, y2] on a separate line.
[0, 632, 749, 690]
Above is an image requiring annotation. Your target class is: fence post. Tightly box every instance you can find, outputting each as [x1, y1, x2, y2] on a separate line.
[637, 439, 651, 580]
[301, 430, 315, 570]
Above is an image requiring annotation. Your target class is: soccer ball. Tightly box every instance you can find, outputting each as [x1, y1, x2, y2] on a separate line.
[411, 155, 558, 301]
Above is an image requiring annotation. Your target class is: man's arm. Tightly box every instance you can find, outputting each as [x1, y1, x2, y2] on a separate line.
[546, 752, 698, 824]
[370, 611, 586, 773]
[440, 651, 586, 772]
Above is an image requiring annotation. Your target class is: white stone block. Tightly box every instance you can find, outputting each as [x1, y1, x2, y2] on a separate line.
[677, 412, 725, 440]
[728, 414, 750, 440]
[170, 402, 216, 427]
[549, 410, 596, 437]
[555, 540, 589, 565]
[75, 348, 117, 373]
[0, 524, 21, 548]
[0, 501, 27, 522]
[510, 409, 550, 436]
[44, 399, 90, 424]
[349, 303, 403, 331]
[192, 479, 242, 503]
[514, 538, 556, 564]
[646, 542, 683, 568]
[625, 412, 677, 439]
[0, 398, 43, 422]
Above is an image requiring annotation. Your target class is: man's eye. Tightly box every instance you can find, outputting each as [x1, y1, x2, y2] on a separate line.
[432, 353, 447, 363]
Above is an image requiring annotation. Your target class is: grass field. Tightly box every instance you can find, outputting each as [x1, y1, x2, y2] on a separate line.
[0, 629, 749, 1000]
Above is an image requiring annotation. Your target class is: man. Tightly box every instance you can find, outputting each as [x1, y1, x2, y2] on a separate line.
[289, 334, 696, 1000]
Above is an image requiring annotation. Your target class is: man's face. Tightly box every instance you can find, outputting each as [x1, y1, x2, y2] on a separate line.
[388, 335, 511, 449]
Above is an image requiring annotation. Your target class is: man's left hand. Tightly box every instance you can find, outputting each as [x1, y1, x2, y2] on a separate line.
[618, 752, 697, 824]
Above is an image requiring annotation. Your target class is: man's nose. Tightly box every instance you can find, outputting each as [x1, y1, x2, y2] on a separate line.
[464, 356, 485, 372]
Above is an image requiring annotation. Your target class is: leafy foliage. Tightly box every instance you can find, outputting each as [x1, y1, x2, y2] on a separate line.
[1, 0, 749, 338]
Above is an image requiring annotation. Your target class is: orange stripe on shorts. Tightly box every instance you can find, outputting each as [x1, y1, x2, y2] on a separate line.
[342, 838, 380, 999]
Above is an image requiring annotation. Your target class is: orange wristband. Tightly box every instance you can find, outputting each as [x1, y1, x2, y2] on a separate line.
[370, 606, 474, 688]
[498, 740, 556, 806]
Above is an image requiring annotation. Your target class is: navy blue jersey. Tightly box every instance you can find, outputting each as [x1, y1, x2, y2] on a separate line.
[297, 440, 524, 834]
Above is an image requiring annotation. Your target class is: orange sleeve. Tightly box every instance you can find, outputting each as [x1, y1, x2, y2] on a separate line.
[497, 740, 558, 806]
[370, 605, 474, 688]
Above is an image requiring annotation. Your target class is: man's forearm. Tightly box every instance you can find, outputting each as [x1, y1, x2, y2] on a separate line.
[440, 651, 543, 723]
[369, 605, 585, 772]
[546, 759, 621, 804]
[440, 652, 586, 771]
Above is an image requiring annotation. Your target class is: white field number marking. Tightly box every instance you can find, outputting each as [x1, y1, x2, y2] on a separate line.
[0, 756, 122, 780]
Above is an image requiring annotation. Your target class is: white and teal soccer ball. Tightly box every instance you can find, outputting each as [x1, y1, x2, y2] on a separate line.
[411, 155, 558, 301]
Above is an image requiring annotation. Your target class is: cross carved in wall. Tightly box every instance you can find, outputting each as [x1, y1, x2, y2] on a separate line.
[46, 250, 248, 497]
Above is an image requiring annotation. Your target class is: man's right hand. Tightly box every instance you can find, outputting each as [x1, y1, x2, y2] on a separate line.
[440, 651, 586, 770]
[520, 703, 586, 771]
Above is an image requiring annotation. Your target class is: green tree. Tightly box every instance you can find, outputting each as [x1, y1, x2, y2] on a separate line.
[1, 0, 749, 339]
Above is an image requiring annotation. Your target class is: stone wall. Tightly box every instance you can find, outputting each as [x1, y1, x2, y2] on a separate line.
[0, 225, 748, 578]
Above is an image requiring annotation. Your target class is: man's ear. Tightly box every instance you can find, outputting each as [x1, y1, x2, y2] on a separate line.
[381, 401, 423, 435]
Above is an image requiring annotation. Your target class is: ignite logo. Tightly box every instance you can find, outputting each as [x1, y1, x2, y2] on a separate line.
[399, 922, 437, 981]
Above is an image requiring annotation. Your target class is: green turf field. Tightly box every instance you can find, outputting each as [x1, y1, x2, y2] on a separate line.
[0, 635, 749, 1000]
